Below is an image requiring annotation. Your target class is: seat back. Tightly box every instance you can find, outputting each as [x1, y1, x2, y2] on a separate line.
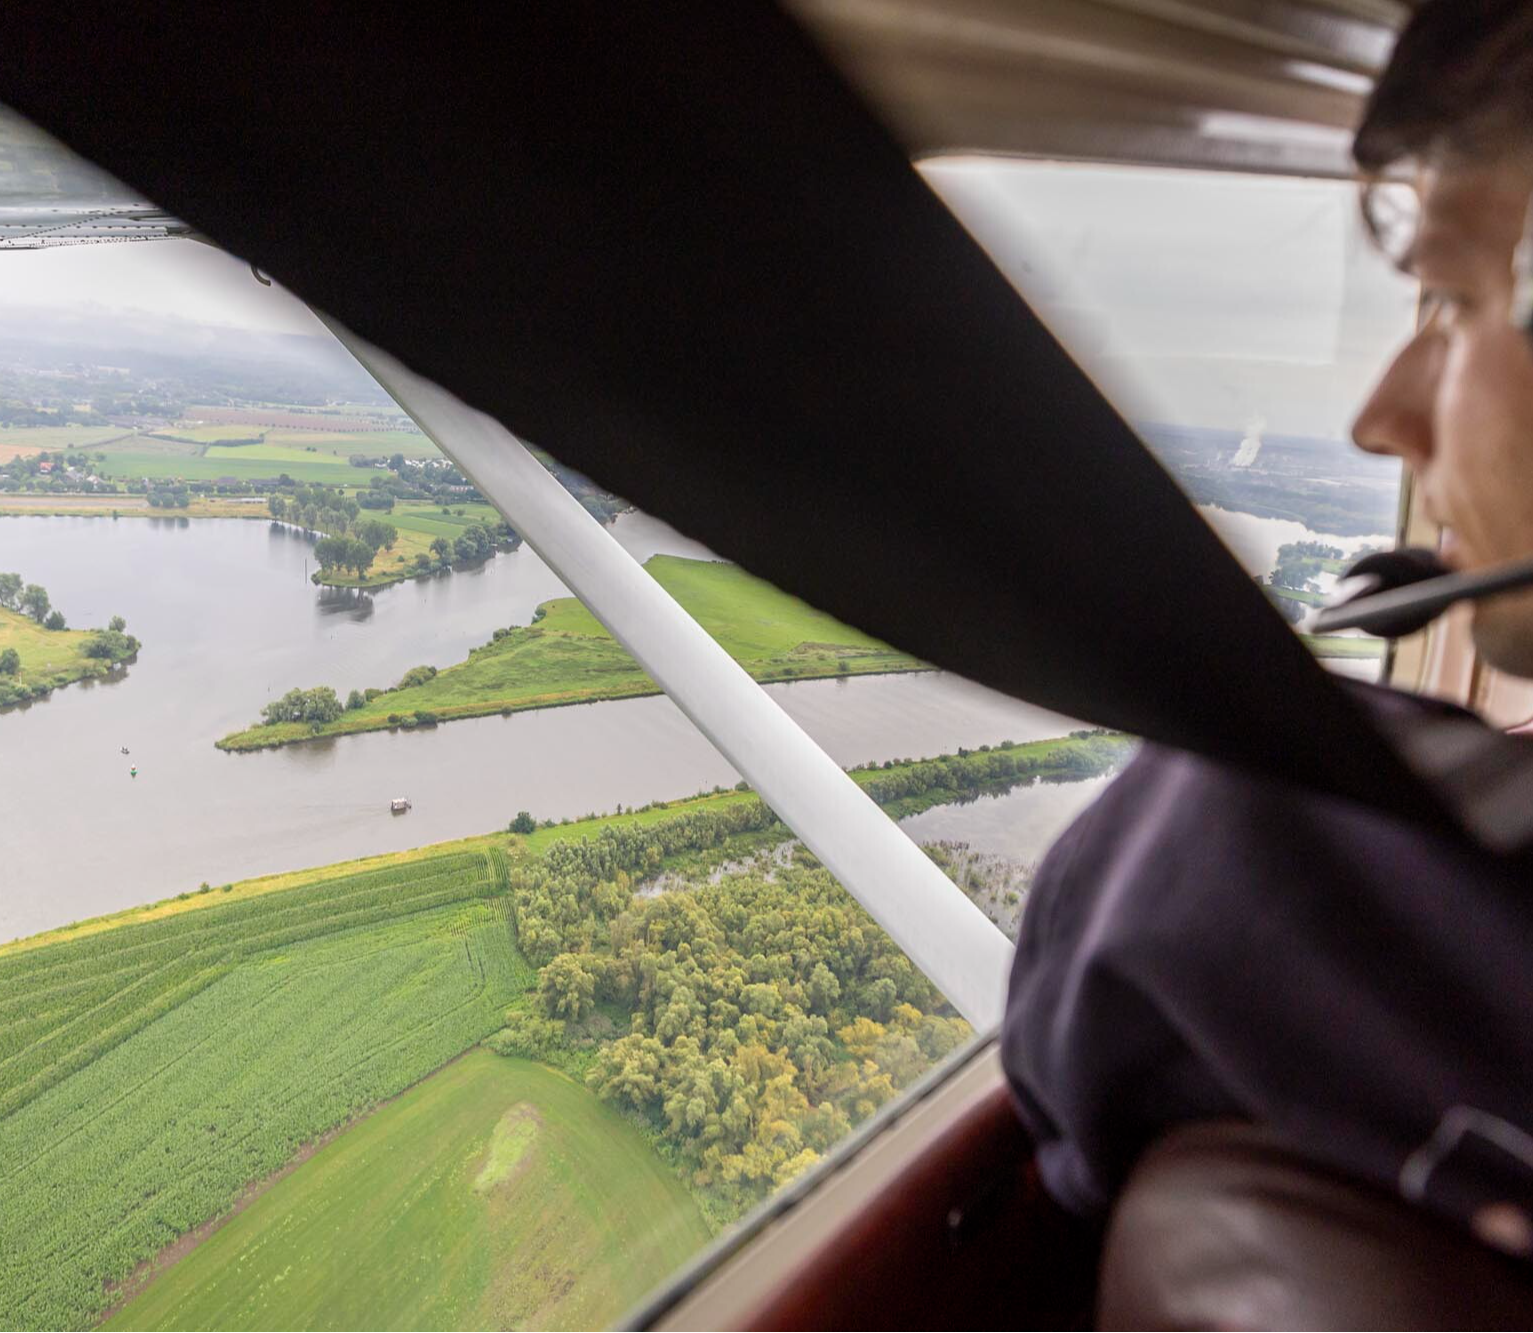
[1099, 1121, 1533, 1330]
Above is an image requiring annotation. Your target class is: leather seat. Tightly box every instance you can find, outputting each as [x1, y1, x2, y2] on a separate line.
[1098, 1121, 1533, 1330]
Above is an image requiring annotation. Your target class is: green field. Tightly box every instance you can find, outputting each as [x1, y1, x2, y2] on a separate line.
[262, 428, 440, 457]
[205, 442, 374, 466]
[106, 1052, 709, 1331]
[220, 555, 928, 749]
[0, 849, 525, 1331]
[388, 502, 504, 541]
[94, 448, 361, 485]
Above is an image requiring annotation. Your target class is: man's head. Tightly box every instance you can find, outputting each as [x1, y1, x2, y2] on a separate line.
[1351, 0, 1533, 675]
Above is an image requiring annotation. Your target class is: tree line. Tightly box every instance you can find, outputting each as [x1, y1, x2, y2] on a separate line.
[0, 571, 66, 630]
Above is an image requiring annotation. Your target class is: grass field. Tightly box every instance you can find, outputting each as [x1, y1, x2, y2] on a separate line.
[0, 848, 526, 1330]
[262, 428, 440, 457]
[204, 442, 375, 466]
[106, 1052, 709, 1331]
[388, 501, 503, 540]
[221, 554, 928, 749]
[94, 448, 361, 485]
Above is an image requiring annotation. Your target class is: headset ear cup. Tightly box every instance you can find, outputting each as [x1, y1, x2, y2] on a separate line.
[1321, 547, 1449, 639]
[1344, 547, 1448, 590]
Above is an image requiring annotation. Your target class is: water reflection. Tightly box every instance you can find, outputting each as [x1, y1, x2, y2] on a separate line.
[316, 587, 375, 619]
[899, 773, 1116, 861]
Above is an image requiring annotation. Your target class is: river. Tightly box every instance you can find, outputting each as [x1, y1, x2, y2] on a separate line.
[0, 503, 1387, 942]
[0, 511, 1094, 941]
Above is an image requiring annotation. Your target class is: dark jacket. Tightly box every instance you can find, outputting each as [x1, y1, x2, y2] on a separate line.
[1002, 683, 1533, 1252]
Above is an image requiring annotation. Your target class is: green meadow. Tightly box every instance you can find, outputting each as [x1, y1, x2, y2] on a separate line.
[0, 850, 524, 1330]
[106, 1053, 709, 1332]
[94, 446, 360, 485]
[219, 555, 928, 750]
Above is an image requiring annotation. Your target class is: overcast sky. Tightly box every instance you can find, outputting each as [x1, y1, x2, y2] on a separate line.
[1, 160, 1418, 439]
[0, 239, 326, 338]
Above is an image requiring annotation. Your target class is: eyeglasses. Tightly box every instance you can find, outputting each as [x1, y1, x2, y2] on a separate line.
[1513, 191, 1533, 339]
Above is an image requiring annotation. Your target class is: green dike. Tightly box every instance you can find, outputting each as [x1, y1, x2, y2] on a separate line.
[105, 1052, 709, 1333]
[217, 555, 927, 751]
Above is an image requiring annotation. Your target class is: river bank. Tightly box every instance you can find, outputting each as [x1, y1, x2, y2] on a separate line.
[4, 734, 1126, 957]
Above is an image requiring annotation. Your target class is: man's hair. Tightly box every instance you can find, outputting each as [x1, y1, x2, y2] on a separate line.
[1355, 0, 1533, 176]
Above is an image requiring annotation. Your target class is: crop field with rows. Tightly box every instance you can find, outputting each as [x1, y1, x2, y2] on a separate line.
[0, 847, 529, 1331]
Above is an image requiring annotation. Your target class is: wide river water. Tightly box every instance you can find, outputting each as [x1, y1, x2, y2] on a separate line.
[0, 506, 1387, 942]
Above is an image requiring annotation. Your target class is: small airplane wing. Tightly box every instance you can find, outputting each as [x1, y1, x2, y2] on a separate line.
[0, 105, 188, 249]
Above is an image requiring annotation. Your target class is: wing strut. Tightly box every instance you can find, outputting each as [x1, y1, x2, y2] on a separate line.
[318, 314, 1013, 1032]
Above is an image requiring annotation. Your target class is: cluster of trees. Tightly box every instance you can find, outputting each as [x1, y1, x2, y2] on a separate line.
[1268, 540, 1344, 593]
[269, 485, 399, 579]
[403, 523, 507, 577]
[484, 738, 1135, 1218]
[260, 685, 345, 728]
[0, 572, 66, 630]
[849, 734, 1129, 807]
[496, 812, 970, 1220]
[148, 483, 190, 508]
[82, 615, 138, 661]
[313, 519, 399, 580]
[268, 483, 357, 532]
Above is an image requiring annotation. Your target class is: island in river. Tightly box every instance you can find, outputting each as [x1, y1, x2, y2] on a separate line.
[217, 555, 929, 751]
[0, 604, 139, 708]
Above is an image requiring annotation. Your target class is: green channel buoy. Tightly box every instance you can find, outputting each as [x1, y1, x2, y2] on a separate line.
[130, 766, 138, 778]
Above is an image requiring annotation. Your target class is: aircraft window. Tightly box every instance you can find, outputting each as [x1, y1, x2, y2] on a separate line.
[1, 161, 1418, 1331]
[923, 158, 1420, 683]
[1, 236, 1109, 1330]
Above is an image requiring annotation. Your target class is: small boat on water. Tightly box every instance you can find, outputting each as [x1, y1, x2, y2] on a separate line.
[390, 797, 411, 814]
